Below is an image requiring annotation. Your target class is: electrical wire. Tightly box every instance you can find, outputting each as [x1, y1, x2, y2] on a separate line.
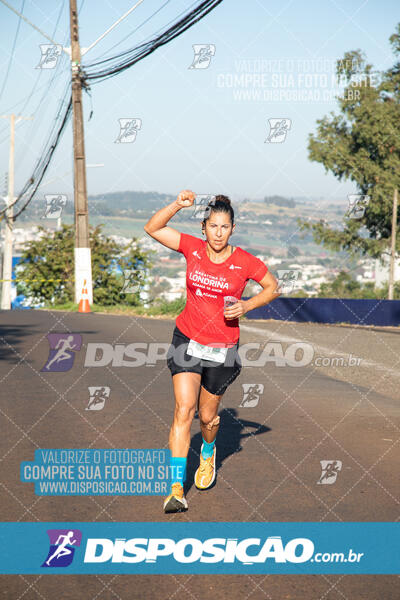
[0, 0, 82, 145]
[0, 0, 85, 220]
[4, 0, 222, 222]
[13, 0, 68, 165]
[90, 0, 173, 62]
[0, 87, 72, 220]
[0, 0, 66, 144]
[0, 0, 26, 107]
[83, 0, 223, 83]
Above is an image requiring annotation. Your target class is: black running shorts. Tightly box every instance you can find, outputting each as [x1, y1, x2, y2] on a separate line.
[166, 325, 242, 396]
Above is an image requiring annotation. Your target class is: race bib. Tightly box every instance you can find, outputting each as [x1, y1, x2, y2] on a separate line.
[187, 339, 228, 363]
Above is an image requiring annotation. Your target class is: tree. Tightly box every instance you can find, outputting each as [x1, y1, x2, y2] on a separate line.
[299, 25, 400, 259]
[318, 270, 400, 299]
[17, 224, 153, 306]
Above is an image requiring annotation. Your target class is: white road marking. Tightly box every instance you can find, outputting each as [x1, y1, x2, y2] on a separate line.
[240, 324, 400, 379]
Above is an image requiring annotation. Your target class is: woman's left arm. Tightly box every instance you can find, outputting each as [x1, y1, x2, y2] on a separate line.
[224, 271, 281, 320]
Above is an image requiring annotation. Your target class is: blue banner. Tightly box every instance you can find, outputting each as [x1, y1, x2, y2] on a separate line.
[244, 297, 400, 327]
[0, 522, 398, 574]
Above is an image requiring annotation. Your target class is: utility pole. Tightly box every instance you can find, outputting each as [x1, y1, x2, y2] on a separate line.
[0, 114, 32, 310]
[69, 0, 93, 304]
[388, 187, 398, 300]
[1, 0, 145, 307]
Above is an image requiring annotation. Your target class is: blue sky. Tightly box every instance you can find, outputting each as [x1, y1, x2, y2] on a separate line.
[0, 0, 399, 204]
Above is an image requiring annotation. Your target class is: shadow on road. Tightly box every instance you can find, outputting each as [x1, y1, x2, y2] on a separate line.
[0, 318, 99, 365]
[185, 408, 271, 493]
[0, 323, 40, 363]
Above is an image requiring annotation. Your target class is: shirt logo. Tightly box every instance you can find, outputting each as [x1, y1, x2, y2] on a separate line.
[192, 250, 202, 259]
[229, 264, 242, 270]
[195, 288, 203, 296]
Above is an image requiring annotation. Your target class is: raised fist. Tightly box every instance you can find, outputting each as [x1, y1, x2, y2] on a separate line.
[176, 189, 196, 208]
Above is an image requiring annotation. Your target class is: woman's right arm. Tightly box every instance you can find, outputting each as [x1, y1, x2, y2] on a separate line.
[143, 189, 195, 251]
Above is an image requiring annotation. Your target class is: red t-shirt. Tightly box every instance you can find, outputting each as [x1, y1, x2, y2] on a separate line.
[175, 232, 268, 348]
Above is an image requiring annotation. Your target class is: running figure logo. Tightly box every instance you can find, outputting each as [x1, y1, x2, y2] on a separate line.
[86, 386, 110, 411]
[42, 194, 67, 219]
[42, 529, 82, 567]
[265, 118, 292, 143]
[120, 268, 145, 294]
[188, 44, 216, 69]
[276, 270, 300, 294]
[317, 460, 342, 484]
[41, 334, 82, 372]
[240, 383, 264, 408]
[36, 44, 62, 69]
[191, 194, 216, 220]
[346, 194, 370, 219]
[115, 118, 142, 143]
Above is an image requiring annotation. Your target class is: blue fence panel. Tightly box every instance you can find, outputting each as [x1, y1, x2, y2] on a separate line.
[243, 297, 400, 327]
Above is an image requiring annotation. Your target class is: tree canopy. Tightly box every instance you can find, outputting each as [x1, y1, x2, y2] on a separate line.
[16, 224, 152, 306]
[299, 24, 400, 259]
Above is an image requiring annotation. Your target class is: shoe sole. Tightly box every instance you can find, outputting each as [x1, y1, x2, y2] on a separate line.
[163, 496, 188, 513]
[194, 447, 216, 490]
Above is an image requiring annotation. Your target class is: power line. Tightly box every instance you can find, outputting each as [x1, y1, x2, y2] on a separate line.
[0, 88, 72, 220]
[0, 0, 85, 142]
[3, 0, 223, 221]
[0, 0, 26, 103]
[83, 0, 223, 83]
[0, 0, 84, 217]
[91, 0, 174, 62]
[0, 0, 67, 143]
[0, 0, 61, 47]
[17, 0, 67, 116]
[7, 96, 72, 221]
[83, 0, 146, 55]
[14, 0, 68, 165]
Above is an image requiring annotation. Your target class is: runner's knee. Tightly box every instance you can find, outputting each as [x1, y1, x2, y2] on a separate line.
[199, 413, 220, 431]
[174, 401, 196, 426]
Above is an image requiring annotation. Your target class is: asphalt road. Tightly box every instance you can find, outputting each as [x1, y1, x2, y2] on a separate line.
[0, 309, 399, 599]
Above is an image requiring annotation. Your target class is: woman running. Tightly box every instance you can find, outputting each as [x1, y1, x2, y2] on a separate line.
[144, 190, 280, 513]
